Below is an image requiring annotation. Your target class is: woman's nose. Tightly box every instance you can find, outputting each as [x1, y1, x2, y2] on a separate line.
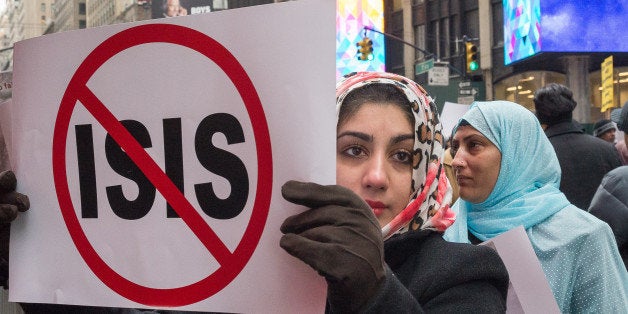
[363, 156, 388, 190]
[451, 150, 466, 170]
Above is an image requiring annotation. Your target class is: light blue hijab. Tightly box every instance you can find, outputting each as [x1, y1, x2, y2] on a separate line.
[443, 101, 570, 241]
[444, 101, 628, 312]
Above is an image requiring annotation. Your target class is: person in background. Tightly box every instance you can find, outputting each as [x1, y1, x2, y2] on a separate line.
[0, 171, 29, 290]
[0, 173, 231, 311]
[444, 100, 628, 313]
[0, 173, 159, 314]
[593, 118, 617, 143]
[588, 166, 628, 269]
[280, 72, 508, 313]
[162, 0, 187, 17]
[443, 143, 459, 205]
[533, 83, 621, 210]
[612, 102, 628, 165]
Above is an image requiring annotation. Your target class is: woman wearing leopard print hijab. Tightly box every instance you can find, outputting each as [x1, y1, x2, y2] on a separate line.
[280, 72, 509, 313]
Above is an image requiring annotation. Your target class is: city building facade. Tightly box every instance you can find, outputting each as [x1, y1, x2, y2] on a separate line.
[2, 0, 624, 124]
[53, 0, 87, 33]
[0, 0, 54, 70]
[87, 0, 136, 28]
[385, 0, 628, 124]
[1, 0, 625, 312]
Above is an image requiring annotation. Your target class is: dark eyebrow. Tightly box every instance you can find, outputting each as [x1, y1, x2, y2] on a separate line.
[391, 133, 414, 145]
[337, 131, 372, 142]
[453, 133, 487, 144]
[337, 131, 414, 146]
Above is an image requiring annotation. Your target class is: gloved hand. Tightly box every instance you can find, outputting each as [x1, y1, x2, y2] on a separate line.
[0, 170, 30, 289]
[0, 170, 30, 223]
[280, 180, 385, 313]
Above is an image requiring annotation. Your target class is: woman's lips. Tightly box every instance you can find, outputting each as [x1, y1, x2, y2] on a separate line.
[366, 200, 386, 217]
[456, 175, 471, 185]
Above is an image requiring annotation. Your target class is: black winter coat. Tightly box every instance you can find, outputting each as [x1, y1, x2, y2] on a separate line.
[545, 121, 622, 209]
[359, 230, 509, 313]
[588, 166, 628, 269]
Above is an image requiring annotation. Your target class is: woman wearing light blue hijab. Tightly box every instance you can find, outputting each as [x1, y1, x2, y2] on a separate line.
[444, 101, 628, 313]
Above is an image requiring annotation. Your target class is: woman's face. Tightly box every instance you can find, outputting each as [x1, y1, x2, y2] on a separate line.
[600, 130, 616, 143]
[451, 125, 502, 204]
[336, 103, 414, 227]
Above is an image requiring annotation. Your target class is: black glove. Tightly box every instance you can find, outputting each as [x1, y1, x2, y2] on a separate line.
[0, 170, 30, 289]
[280, 180, 385, 313]
[0, 170, 29, 223]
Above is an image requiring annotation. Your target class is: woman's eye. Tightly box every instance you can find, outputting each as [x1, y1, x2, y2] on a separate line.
[469, 141, 482, 149]
[343, 146, 366, 157]
[450, 145, 458, 157]
[393, 151, 412, 164]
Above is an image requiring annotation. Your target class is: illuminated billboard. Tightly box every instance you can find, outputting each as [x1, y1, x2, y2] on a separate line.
[150, 0, 385, 78]
[152, 0, 213, 19]
[504, 0, 628, 65]
[336, 0, 385, 78]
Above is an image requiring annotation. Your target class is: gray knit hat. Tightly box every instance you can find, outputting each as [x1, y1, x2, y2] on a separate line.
[612, 101, 628, 132]
[593, 119, 616, 137]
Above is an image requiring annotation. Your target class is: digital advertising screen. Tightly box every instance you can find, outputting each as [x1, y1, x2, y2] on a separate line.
[503, 0, 628, 65]
[152, 0, 213, 19]
[336, 0, 385, 78]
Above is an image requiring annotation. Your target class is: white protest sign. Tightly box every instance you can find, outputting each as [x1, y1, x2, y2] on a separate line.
[8, 1, 333, 312]
[440, 101, 470, 139]
[481, 226, 560, 314]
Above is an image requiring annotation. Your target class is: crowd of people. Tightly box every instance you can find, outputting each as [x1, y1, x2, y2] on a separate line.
[612, 104, 628, 165]
[1, 73, 627, 312]
[281, 72, 508, 312]
[532, 83, 622, 210]
[443, 99, 627, 312]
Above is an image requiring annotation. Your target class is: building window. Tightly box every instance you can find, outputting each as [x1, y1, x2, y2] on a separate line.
[386, 9, 405, 75]
[440, 17, 450, 59]
[79, 3, 86, 15]
[41, 3, 46, 12]
[492, 2, 503, 47]
[495, 71, 566, 111]
[428, 20, 439, 59]
[414, 24, 426, 61]
[79, 19, 86, 29]
[464, 9, 479, 38]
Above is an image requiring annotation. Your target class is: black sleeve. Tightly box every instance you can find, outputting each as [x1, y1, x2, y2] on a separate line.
[0, 223, 9, 289]
[418, 239, 508, 313]
[361, 232, 508, 313]
[421, 275, 507, 313]
[360, 267, 424, 314]
[19, 303, 160, 314]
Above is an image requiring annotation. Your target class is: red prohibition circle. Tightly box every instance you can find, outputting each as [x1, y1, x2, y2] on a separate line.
[52, 24, 273, 307]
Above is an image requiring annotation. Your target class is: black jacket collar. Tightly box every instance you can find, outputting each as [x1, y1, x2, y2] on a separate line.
[544, 120, 584, 138]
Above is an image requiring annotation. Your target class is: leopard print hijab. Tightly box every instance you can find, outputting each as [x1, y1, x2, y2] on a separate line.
[336, 72, 455, 239]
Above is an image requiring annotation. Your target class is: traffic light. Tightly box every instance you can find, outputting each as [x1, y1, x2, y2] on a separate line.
[356, 37, 374, 61]
[465, 41, 479, 73]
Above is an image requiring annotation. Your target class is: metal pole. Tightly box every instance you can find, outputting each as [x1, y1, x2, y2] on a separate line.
[364, 26, 433, 59]
[363, 26, 465, 77]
